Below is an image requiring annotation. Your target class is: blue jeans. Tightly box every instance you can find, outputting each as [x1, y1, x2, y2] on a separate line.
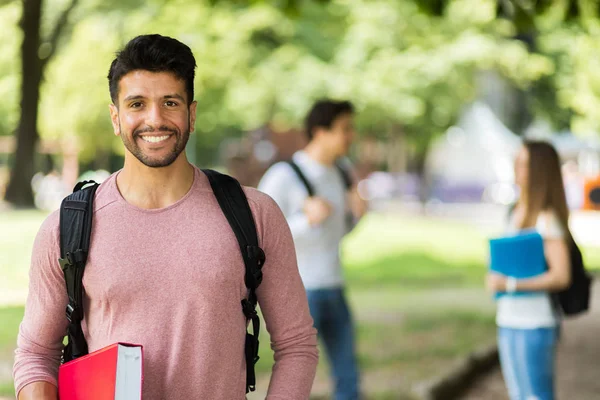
[498, 326, 558, 400]
[306, 288, 360, 400]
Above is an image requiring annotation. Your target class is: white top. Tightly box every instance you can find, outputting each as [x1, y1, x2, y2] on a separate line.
[258, 151, 353, 290]
[496, 210, 565, 328]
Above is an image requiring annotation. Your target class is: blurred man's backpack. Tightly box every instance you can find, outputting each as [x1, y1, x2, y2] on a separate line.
[285, 160, 352, 197]
[286, 160, 354, 229]
[57, 170, 265, 393]
[506, 205, 592, 316]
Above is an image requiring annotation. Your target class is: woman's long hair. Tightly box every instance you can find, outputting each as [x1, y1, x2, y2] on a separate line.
[518, 140, 573, 242]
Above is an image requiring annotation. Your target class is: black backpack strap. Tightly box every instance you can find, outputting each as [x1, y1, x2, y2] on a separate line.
[202, 169, 265, 393]
[335, 162, 357, 230]
[58, 180, 99, 363]
[286, 160, 315, 197]
[335, 161, 353, 190]
[289, 159, 357, 229]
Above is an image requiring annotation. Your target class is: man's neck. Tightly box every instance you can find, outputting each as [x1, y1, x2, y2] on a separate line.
[303, 142, 337, 166]
[117, 154, 195, 209]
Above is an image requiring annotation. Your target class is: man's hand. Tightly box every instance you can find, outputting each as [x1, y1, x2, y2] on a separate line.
[303, 197, 333, 226]
[18, 381, 58, 400]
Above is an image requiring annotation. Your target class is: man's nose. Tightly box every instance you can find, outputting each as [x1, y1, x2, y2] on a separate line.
[146, 104, 166, 128]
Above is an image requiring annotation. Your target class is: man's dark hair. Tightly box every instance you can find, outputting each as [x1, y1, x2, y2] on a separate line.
[305, 99, 354, 140]
[107, 34, 197, 105]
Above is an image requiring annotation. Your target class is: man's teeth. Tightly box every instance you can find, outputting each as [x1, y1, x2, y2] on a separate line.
[141, 135, 170, 143]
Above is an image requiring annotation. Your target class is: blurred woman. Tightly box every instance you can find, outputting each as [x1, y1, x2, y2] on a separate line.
[487, 140, 572, 400]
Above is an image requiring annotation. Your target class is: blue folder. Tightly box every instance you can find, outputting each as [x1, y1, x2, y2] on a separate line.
[489, 230, 546, 298]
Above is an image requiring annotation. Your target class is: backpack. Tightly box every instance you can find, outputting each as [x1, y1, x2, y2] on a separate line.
[286, 160, 352, 197]
[556, 241, 592, 316]
[505, 205, 592, 316]
[58, 170, 265, 393]
[286, 160, 354, 230]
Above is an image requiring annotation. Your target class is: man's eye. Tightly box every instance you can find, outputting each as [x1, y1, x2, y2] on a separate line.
[165, 101, 178, 107]
[130, 102, 142, 108]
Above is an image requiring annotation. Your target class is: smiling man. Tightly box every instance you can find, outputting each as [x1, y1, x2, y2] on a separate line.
[13, 34, 318, 400]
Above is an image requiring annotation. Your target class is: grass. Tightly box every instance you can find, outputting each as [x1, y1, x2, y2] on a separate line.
[0, 383, 15, 399]
[0, 307, 23, 353]
[1, 209, 598, 399]
[250, 214, 501, 398]
[0, 210, 49, 306]
[0, 306, 23, 397]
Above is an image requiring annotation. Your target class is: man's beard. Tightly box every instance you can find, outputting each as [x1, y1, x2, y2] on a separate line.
[119, 121, 190, 168]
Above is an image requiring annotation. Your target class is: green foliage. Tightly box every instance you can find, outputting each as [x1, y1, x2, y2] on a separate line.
[2, 0, 600, 167]
[0, 2, 21, 137]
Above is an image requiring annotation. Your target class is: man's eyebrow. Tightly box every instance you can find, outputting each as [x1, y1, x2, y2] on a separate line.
[123, 94, 186, 102]
[163, 94, 185, 101]
[123, 95, 145, 102]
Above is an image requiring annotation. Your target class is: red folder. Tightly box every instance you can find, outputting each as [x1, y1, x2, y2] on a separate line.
[58, 343, 143, 400]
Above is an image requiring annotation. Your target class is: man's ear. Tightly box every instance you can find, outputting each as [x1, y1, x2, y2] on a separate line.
[189, 101, 197, 133]
[109, 104, 120, 137]
[312, 126, 329, 141]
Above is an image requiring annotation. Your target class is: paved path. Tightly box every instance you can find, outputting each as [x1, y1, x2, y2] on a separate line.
[461, 280, 600, 400]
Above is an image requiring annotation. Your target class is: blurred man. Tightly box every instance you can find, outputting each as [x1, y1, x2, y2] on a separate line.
[259, 100, 367, 400]
[13, 34, 318, 400]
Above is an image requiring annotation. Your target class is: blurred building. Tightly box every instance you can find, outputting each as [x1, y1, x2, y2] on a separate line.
[217, 125, 307, 187]
[220, 124, 385, 187]
[425, 101, 600, 208]
[426, 102, 522, 204]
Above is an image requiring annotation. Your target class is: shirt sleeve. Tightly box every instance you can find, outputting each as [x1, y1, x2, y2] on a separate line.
[13, 211, 68, 396]
[339, 159, 364, 234]
[246, 189, 319, 399]
[257, 163, 313, 241]
[536, 210, 566, 240]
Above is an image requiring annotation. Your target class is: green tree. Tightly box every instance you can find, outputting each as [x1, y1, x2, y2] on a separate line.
[4, 0, 82, 206]
[6, 0, 597, 208]
[3, 0, 147, 207]
[0, 3, 21, 138]
[415, 0, 600, 134]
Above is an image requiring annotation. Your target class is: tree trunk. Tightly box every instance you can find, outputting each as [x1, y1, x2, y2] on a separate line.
[387, 125, 406, 173]
[4, 0, 43, 207]
[414, 137, 432, 207]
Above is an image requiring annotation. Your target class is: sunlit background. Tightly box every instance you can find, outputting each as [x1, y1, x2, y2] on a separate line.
[2, 1, 600, 399]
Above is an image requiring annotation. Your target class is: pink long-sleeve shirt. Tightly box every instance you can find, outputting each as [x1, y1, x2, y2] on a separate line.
[13, 167, 318, 399]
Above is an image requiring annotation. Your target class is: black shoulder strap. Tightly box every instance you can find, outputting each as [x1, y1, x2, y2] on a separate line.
[58, 180, 99, 363]
[286, 160, 315, 197]
[334, 162, 356, 231]
[335, 161, 353, 190]
[202, 169, 265, 394]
